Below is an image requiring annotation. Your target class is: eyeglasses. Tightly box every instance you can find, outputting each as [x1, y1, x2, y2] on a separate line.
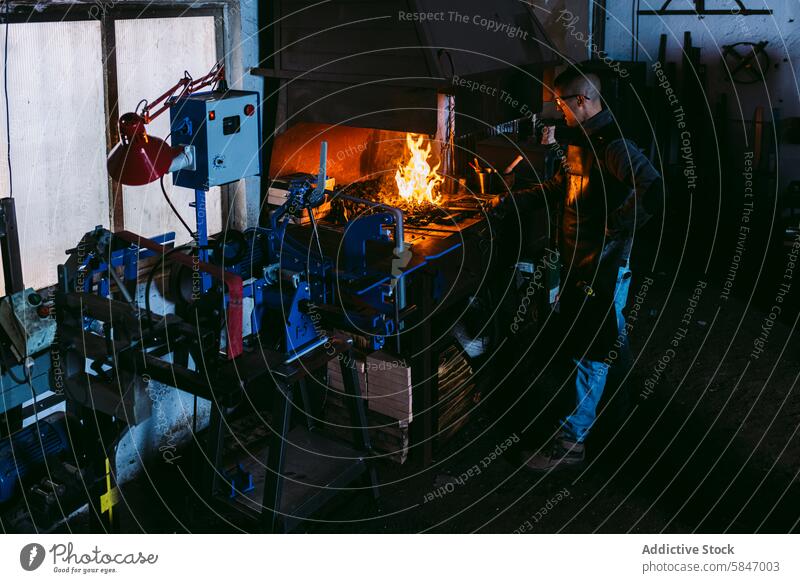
[555, 94, 590, 106]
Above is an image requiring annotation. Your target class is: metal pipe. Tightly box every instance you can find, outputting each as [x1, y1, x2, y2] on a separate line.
[108, 266, 136, 308]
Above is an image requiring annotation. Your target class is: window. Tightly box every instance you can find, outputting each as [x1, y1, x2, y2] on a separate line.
[0, 20, 108, 291]
[0, 6, 223, 292]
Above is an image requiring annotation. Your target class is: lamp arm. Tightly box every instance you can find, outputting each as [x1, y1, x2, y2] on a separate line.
[141, 62, 225, 123]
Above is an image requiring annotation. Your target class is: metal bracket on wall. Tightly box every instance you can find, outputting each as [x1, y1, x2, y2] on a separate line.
[639, 0, 772, 16]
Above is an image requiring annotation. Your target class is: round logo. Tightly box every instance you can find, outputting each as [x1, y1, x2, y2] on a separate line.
[20, 543, 46, 571]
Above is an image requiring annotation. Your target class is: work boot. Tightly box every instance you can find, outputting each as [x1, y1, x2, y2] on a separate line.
[524, 433, 585, 472]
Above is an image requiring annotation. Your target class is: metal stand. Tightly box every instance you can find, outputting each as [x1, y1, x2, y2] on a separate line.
[205, 341, 380, 533]
[191, 188, 211, 293]
[409, 269, 439, 468]
[70, 402, 121, 533]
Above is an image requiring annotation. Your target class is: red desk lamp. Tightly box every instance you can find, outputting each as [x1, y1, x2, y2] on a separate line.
[106, 63, 224, 185]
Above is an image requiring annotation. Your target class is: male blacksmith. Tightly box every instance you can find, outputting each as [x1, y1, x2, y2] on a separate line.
[501, 66, 664, 471]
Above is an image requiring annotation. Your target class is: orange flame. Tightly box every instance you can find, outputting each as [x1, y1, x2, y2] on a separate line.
[394, 133, 444, 205]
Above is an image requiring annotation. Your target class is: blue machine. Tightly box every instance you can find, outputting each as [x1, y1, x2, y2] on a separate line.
[0, 413, 70, 504]
[169, 90, 261, 191]
[65, 86, 454, 364]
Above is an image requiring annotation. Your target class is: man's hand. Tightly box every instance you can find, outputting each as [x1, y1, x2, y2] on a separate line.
[541, 125, 556, 145]
[490, 194, 505, 209]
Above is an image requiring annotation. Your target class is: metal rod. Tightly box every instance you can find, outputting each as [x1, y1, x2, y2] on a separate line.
[108, 266, 136, 307]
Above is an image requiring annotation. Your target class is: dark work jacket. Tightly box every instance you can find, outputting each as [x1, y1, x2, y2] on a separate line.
[512, 109, 663, 359]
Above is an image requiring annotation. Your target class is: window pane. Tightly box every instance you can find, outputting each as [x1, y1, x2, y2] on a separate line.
[0, 21, 108, 291]
[114, 16, 221, 244]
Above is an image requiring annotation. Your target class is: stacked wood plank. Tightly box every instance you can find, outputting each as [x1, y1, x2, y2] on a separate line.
[437, 345, 479, 442]
[323, 351, 411, 464]
[321, 390, 409, 465]
[365, 351, 413, 423]
[326, 355, 367, 395]
[321, 344, 477, 463]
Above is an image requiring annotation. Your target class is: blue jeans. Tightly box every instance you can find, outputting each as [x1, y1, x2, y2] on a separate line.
[561, 263, 632, 442]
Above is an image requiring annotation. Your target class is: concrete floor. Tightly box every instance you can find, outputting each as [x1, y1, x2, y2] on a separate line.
[91, 273, 799, 534]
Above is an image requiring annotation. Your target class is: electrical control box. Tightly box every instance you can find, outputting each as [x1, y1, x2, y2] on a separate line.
[169, 90, 260, 191]
[0, 288, 56, 361]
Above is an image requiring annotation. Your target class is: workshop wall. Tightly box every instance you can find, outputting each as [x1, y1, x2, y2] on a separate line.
[269, 123, 409, 186]
[603, 0, 800, 192]
[233, 0, 264, 230]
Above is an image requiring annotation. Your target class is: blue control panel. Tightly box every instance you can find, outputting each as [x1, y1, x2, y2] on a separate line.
[169, 90, 260, 190]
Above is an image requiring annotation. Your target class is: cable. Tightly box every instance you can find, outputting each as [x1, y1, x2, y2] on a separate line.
[27, 358, 38, 425]
[4, 0, 12, 196]
[134, 99, 148, 116]
[159, 175, 194, 239]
